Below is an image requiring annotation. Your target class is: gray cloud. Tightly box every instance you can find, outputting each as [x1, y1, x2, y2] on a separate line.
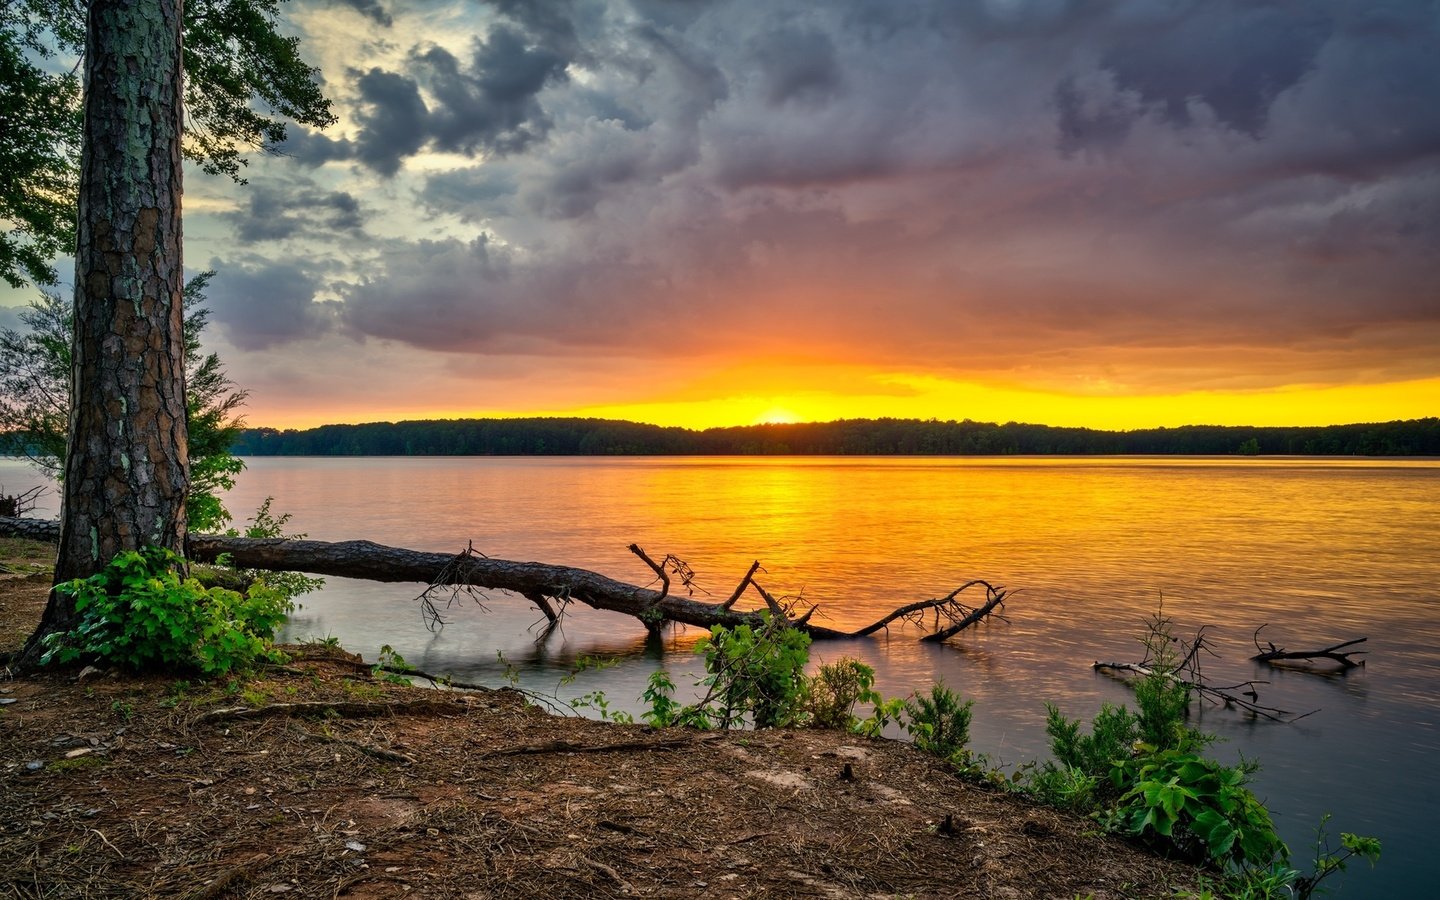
[277, 127, 357, 168]
[218, 0, 1440, 393]
[1097, 2, 1332, 136]
[332, 0, 392, 28]
[412, 25, 568, 157]
[223, 183, 367, 244]
[352, 67, 429, 176]
[751, 26, 842, 107]
[205, 259, 335, 351]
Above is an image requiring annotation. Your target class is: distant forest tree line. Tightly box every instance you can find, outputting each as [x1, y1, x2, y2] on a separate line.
[207, 417, 1440, 457]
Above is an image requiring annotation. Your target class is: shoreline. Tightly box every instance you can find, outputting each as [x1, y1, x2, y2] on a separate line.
[1, 538, 1200, 898]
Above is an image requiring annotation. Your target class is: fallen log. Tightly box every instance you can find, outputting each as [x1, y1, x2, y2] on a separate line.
[1251, 626, 1366, 670]
[0, 516, 1009, 642]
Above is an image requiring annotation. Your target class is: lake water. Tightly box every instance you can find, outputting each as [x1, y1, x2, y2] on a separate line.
[5, 455, 1436, 894]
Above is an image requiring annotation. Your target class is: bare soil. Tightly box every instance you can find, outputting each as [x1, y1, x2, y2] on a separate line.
[1, 543, 1199, 899]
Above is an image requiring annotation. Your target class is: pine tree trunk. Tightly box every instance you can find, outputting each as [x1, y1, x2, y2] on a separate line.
[23, 0, 188, 662]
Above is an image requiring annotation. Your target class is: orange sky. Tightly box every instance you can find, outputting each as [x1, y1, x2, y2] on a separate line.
[252, 364, 1440, 431]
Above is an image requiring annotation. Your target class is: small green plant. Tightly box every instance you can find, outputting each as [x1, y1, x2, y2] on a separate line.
[1031, 763, 1101, 812]
[1294, 817, 1381, 898]
[1031, 701, 1140, 807]
[496, 650, 521, 687]
[341, 679, 383, 701]
[903, 681, 973, 763]
[110, 700, 134, 722]
[41, 546, 292, 677]
[852, 695, 907, 738]
[1178, 819, 1381, 900]
[800, 657, 882, 730]
[694, 612, 812, 729]
[559, 654, 622, 687]
[372, 644, 413, 685]
[1110, 747, 1282, 869]
[570, 688, 634, 723]
[220, 498, 325, 603]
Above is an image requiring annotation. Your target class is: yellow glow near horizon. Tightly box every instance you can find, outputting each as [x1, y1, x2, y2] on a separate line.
[755, 408, 801, 425]
[561, 374, 1440, 431]
[251, 372, 1440, 432]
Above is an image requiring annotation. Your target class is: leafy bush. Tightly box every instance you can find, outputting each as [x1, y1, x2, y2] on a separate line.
[903, 681, 973, 763]
[41, 546, 292, 676]
[1109, 747, 1283, 869]
[1047, 701, 1140, 776]
[637, 670, 712, 728]
[1030, 763, 1102, 812]
[695, 613, 812, 728]
[801, 657, 882, 730]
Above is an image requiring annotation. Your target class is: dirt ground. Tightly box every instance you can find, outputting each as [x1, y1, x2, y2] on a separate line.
[1, 540, 1199, 899]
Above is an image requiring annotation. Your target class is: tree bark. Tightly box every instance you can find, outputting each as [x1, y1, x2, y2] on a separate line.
[23, 0, 188, 664]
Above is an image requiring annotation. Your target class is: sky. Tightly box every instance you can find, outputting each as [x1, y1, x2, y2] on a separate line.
[5, 0, 1440, 430]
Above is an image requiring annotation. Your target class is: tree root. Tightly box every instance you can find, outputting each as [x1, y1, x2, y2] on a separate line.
[191, 699, 471, 726]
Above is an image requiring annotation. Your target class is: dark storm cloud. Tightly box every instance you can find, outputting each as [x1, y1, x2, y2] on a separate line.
[352, 67, 429, 176]
[750, 26, 842, 107]
[1098, 2, 1332, 136]
[333, 0, 392, 28]
[288, 0, 1440, 390]
[204, 259, 335, 351]
[277, 127, 357, 168]
[223, 184, 367, 243]
[336, 4, 577, 176]
[412, 25, 568, 157]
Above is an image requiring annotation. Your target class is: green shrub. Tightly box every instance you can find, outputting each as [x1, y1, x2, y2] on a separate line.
[1030, 763, 1102, 812]
[1048, 701, 1140, 776]
[903, 681, 973, 762]
[41, 546, 292, 676]
[695, 613, 812, 729]
[225, 497, 324, 602]
[694, 610, 812, 731]
[1110, 747, 1283, 869]
[1134, 607, 1207, 752]
[801, 657, 881, 730]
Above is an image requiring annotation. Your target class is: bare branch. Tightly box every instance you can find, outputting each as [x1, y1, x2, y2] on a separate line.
[1251, 625, 1367, 670]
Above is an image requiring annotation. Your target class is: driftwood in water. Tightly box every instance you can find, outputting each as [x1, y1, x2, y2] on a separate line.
[1093, 616, 1314, 723]
[0, 516, 1009, 642]
[1250, 626, 1367, 670]
[0, 486, 45, 518]
[1092, 660, 1308, 724]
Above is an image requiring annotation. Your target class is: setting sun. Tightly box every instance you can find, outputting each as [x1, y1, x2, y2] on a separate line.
[755, 408, 800, 425]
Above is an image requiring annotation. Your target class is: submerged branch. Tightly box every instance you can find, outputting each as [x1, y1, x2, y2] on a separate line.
[1251, 625, 1367, 671]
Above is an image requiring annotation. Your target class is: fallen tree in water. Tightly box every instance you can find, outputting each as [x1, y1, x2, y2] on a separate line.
[1251, 626, 1367, 671]
[0, 516, 1008, 642]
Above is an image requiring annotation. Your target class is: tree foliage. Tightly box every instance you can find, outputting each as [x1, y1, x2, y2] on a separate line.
[0, 273, 248, 532]
[0, 0, 334, 286]
[231, 415, 1440, 458]
[0, 5, 80, 288]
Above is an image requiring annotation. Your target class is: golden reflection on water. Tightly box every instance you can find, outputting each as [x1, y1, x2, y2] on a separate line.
[220, 455, 1439, 669]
